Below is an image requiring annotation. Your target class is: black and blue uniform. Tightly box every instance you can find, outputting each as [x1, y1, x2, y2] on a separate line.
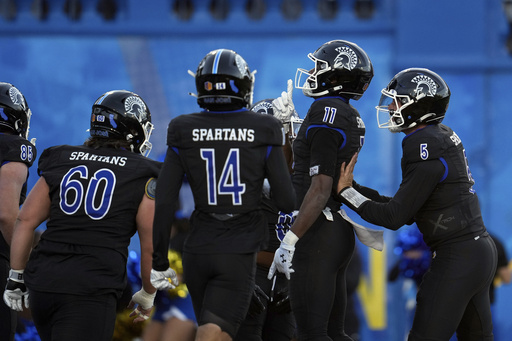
[291, 96, 365, 340]
[25, 145, 160, 341]
[152, 109, 296, 338]
[346, 124, 497, 340]
[0, 134, 36, 341]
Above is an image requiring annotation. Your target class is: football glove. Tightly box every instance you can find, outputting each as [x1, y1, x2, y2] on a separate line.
[247, 284, 269, 318]
[269, 286, 292, 314]
[150, 268, 179, 290]
[268, 231, 299, 280]
[272, 79, 298, 124]
[3, 269, 29, 312]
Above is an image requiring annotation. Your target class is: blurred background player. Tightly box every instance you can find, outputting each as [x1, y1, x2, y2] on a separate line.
[234, 93, 302, 341]
[0, 82, 36, 341]
[4, 90, 159, 341]
[151, 48, 296, 341]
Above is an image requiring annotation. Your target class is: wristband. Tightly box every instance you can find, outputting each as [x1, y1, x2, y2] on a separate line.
[338, 187, 370, 209]
[8, 269, 24, 283]
[282, 231, 299, 246]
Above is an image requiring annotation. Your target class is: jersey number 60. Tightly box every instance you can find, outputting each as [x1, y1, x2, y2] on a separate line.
[59, 165, 116, 220]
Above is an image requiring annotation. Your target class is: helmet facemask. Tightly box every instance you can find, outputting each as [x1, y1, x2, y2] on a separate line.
[122, 106, 154, 157]
[376, 89, 415, 133]
[295, 53, 333, 97]
[136, 120, 154, 157]
[376, 89, 438, 133]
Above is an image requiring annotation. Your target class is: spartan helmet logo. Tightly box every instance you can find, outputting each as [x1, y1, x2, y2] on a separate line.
[9, 86, 26, 110]
[411, 75, 437, 99]
[235, 54, 248, 77]
[333, 46, 358, 70]
[125, 96, 147, 122]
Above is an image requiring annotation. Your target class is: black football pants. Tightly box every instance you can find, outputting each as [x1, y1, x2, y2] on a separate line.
[408, 234, 497, 341]
[290, 213, 356, 341]
[29, 290, 117, 341]
[0, 257, 16, 341]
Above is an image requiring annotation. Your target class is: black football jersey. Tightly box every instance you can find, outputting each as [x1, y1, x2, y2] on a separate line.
[292, 97, 365, 209]
[167, 110, 285, 214]
[24, 145, 161, 295]
[152, 109, 295, 260]
[402, 124, 485, 245]
[0, 133, 37, 260]
[357, 124, 486, 248]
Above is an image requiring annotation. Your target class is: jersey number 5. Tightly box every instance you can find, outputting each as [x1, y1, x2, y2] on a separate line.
[201, 148, 246, 206]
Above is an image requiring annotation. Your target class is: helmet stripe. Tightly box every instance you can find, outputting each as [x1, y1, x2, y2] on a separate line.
[212, 49, 224, 74]
[95, 93, 109, 105]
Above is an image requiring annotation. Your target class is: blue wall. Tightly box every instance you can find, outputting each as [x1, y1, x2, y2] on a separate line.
[2, 0, 512, 339]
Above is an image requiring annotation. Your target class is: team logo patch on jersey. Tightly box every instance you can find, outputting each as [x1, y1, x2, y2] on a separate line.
[411, 75, 437, 99]
[125, 96, 148, 122]
[334, 46, 358, 71]
[9, 86, 26, 109]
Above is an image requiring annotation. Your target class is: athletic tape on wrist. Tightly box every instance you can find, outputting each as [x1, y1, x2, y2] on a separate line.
[339, 187, 370, 209]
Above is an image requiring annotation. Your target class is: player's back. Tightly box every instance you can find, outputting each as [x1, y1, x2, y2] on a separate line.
[168, 109, 284, 214]
[36, 144, 161, 252]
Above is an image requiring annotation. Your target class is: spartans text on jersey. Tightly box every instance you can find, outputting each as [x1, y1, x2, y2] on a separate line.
[192, 128, 255, 142]
[69, 152, 128, 166]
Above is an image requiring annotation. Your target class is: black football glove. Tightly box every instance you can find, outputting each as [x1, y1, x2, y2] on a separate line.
[269, 286, 292, 314]
[247, 284, 269, 318]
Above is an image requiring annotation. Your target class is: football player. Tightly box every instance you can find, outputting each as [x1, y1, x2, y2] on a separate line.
[151, 49, 296, 341]
[4, 90, 160, 341]
[268, 40, 375, 340]
[337, 68, 497, 340]
[234, 95, 302, 341]
[0, 82, 36, 341]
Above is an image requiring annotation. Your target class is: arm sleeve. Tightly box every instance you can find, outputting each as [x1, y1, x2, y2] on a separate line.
[152, 148, 185, 271]
[352, 180, 392, 203]
[265, 146, 296, 213]
[356, 160, 445, 230]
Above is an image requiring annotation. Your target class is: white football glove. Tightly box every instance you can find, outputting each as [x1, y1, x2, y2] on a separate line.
[272, 79, 298, 124]
[3, 269, 29, 312]
[150, 268, 179, 290]
[268, 231, 299, 280]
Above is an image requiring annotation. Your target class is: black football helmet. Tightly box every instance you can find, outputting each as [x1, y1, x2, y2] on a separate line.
[295, 40, 373, 100]
[0, 82, 32, 139]
[90, 90, 154, 156]
[376, 68, 451, 133]
[251, 98, 303, 139]
[195, 49, 254, 110]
